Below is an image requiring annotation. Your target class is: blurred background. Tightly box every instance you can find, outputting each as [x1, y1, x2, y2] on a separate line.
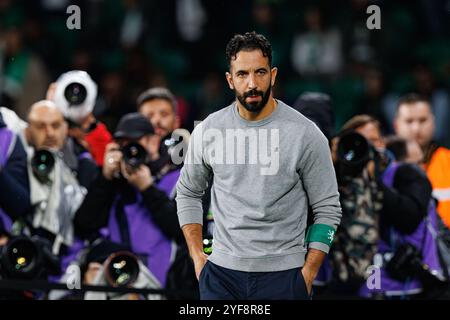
[1, 0, 450, 145]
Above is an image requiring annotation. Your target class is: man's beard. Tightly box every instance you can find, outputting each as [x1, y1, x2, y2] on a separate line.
[236, 83, 272, 113]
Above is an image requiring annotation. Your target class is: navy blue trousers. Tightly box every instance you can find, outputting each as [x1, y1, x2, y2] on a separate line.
[199, 261, 312, 300]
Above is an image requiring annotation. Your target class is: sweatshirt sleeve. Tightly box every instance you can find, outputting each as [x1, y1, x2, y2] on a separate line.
[176, 122, 212, 227]
[298, 125, 342, 253]
[0, 136, 31, 219]
[380, 163, 431, 234]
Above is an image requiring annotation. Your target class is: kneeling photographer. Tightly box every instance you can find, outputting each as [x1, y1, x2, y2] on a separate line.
[75, 113, 185, 294]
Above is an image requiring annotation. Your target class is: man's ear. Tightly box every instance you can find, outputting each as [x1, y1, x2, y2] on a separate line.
[271, 67, 278, 87]
[225, 72, 234, 90]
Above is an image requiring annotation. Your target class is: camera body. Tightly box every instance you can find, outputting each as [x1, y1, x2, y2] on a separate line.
[386, 243, 424, 282]
[336, 131, 375, 178]
[386, 242, 447, 290]
[53, 70, 98, 124]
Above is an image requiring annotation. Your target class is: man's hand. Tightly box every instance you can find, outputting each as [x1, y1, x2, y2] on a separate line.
[192, 252, 209, 280]
[301, 248, 326, 296]
[181, 224, 207, 281]
[300, 267, 315, 296]
[121, 161, 154, 192]
[103, 142, 122, 180]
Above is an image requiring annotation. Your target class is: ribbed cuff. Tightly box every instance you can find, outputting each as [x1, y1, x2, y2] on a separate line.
[177, 210, 203, 227]
[308, 241, 330, 254]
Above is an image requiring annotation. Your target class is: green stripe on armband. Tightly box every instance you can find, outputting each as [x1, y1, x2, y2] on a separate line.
[305, 224, 336, 247]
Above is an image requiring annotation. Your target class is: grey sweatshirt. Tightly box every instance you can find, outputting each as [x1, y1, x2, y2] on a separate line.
[176, 100, 342, 272]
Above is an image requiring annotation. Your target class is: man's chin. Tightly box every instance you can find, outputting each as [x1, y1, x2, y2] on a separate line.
[243, 104, 264, 113]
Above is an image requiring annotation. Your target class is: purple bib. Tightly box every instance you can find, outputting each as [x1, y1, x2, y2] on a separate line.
[0, 128, 14, 232]
[360, 163, 442, 297]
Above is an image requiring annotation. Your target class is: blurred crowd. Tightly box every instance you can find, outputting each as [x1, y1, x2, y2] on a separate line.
[1, 0, 450, 144]
[1, 0, 450, 300]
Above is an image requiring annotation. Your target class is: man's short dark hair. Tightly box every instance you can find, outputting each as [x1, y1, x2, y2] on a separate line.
[395, 93, 431, 117]
[225, 31, 272, 68]
[136, 87, 177, 113]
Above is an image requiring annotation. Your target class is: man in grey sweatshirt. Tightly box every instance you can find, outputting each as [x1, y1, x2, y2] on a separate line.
[176, 32, 342, 300]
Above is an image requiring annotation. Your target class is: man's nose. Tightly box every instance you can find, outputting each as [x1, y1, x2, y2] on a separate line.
[411, 122, 421, 134]
[45, 125, 56, 137]
[151, 114, 161, 127]
[247, 73, 257, 90]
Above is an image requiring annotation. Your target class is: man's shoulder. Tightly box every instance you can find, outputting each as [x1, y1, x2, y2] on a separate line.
[277, 100, 319, 128]
[195, 103, 234, 130]
[276, 101, 328, 146]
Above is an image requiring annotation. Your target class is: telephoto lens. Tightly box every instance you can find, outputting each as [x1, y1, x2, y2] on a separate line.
[337, 131, 372, 177]
[0, 236, 41, 279]
[31, 149, 55, 182]
[121, 142, 148, 169]
[103, 251, 140, 287]
[64, 82, 87, 106]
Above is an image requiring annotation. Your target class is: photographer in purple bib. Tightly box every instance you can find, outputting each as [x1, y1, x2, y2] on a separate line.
[329, 115, 449, 299]
[75, 112, 191, 297]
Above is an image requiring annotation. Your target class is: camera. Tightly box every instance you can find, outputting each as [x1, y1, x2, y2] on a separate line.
[53, 70, 98, 124]
[0, 235, 60, 280]
[386, 243, 447, 289]
[79, 240, 163, 300]
[336, 131, 375, 178]
[31, 149, 55, 182]
[121, 142, 149, 169]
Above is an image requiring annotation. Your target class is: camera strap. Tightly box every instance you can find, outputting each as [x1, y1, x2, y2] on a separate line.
[114, 196, 131, 246]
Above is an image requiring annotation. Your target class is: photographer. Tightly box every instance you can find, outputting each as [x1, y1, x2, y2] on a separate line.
[359, 136, 446, 299]
[47, 70, 112, 167]
[21, 100, 95, 279]
[327, 115, 385, 297]
[330, 115, 444, 298]
[75, 113, 183, 289]
[137, 87, 191, 171]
